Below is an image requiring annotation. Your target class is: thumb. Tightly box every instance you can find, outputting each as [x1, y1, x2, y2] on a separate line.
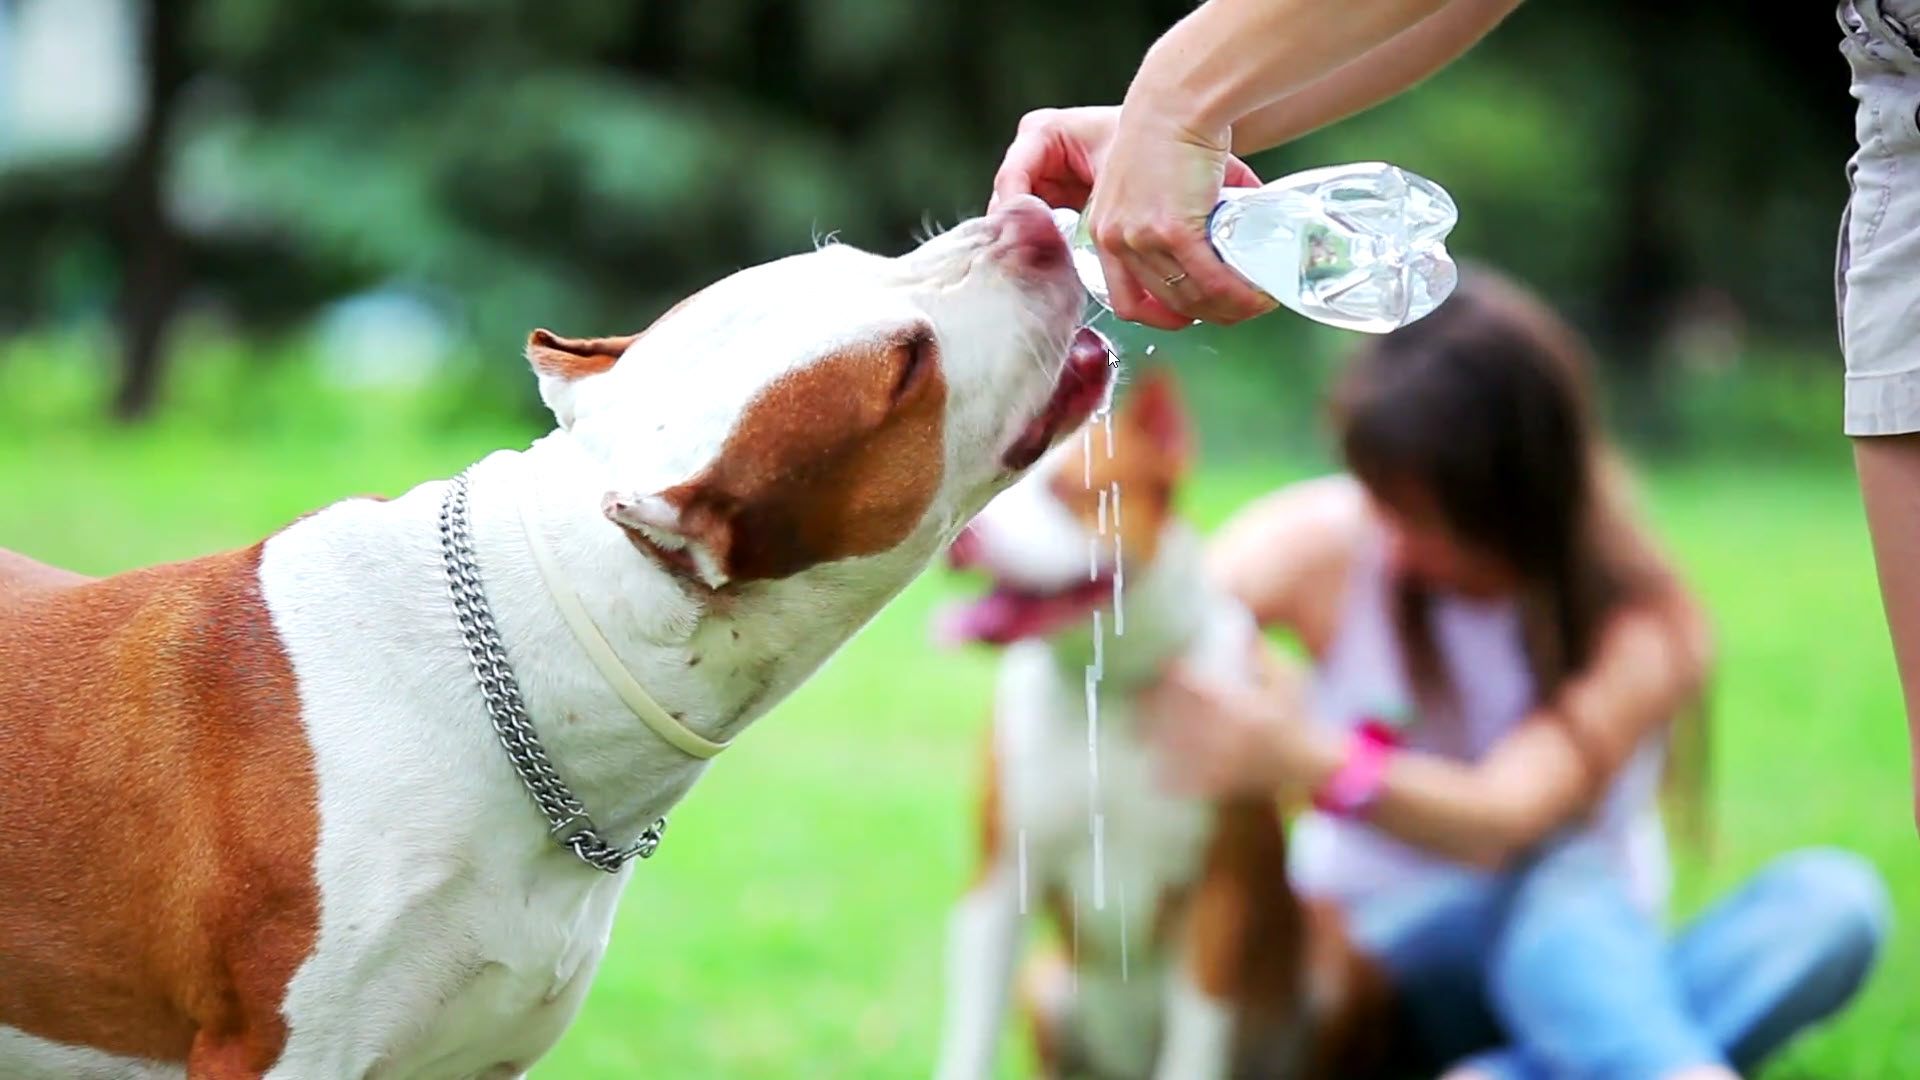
[1222, 154, 1263, 191]
[991, 130, 1051, 209]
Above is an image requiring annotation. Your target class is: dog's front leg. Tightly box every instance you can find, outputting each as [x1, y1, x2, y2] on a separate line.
[1152, 801, 1266, 1080]
[931, 856, 1026, 1080]
[1149, 970, 1236, 1080]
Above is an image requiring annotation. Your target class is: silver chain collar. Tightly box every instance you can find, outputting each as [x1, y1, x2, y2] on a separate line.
[439, 468, 665, 873]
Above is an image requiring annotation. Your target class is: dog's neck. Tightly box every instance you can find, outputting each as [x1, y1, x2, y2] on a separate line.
[453, 434, 930, 845]
[1041, 522, 1220, 695]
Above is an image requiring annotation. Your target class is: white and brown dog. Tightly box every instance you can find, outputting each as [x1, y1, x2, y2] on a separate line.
[929, 371, 1394, 1080]
[0, 196, 1115, 1080]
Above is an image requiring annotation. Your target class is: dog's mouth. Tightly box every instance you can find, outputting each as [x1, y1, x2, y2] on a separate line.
[1002, 326, 1115, 472]
[934, 573, 1112, 647]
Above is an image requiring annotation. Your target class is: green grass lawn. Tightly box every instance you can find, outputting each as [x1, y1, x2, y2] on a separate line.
[0, 357, 1912, 1078]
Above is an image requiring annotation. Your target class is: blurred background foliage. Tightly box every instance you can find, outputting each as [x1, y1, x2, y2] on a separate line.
[0, 0, 1857, 461]
[2, 6, 1912, 1076]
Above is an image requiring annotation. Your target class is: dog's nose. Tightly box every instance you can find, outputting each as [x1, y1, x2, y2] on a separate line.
[947, 523, 985, 570]
[989, 194, 1069, 273]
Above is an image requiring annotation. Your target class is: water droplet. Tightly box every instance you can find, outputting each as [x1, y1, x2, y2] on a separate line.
[1017, 829, 1028, 915]
[1085, 665, 1101, 777]
[1097, 487, 1107, 534]
[1086, 663, 1103, 910]
[1113, 534, 1125, 636]
[1091, 812, 1106, 911]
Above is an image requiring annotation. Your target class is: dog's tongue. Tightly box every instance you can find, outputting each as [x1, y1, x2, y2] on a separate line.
[933, 592, 1025, 647]
[933, 587, 1099, 647]
[1001, 326, 1116, 471]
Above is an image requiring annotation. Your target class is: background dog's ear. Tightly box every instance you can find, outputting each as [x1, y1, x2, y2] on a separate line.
[1124, 367, 1190, 467]
[526, 329, 640, 428]
[602, 485, 737, 590]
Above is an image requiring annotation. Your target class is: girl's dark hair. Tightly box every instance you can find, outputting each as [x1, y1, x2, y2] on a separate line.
[1331, 266, 1709, 836]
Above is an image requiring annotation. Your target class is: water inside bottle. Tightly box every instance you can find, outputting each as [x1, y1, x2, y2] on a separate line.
[1051, 161, 1458, 334]
[1209, 162, 1457, 334]
[1054, 208, 1112, 309]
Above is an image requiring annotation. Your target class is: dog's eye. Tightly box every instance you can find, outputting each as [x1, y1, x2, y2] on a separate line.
[892, 329, 936, 405]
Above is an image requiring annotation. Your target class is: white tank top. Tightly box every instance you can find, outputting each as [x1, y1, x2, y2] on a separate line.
[1287, 525, 1672, 916]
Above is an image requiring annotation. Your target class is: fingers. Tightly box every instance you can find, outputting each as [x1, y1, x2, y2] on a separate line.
[990, 108, 1103, 213]
[1090, 217, 1201, 330]
[1096, 246, 1192, 332]
[1095, 216, 1274, 327]
[1141, 665, 1291, 799]
[1222, 153, 1263, 191]
[1157, 227, 1274, 324]
[990, 129, 1051, 212]
[1146, 708, 1232, 798]
[991, 106, 1271, 327]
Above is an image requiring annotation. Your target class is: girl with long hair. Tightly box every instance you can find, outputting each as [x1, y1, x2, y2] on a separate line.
[1143, 268, 1888, 1079]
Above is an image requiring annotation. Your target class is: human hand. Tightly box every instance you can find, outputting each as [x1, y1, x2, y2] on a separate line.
[1084, 95, 1276, 330]
[1140, 661, 1305, 800]
[990, 106, 1124, 215]
[990, 105, 1273, 330]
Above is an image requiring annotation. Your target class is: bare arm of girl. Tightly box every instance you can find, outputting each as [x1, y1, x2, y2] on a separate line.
[1203, 475, 1369, 657]
[1175, 478, 1713, 868]
[1283, 604, 1705, 866]
[1226, 0, 1527, 153]
[994, 0, 1520, 328]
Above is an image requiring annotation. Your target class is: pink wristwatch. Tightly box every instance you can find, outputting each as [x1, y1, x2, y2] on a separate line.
[1311, 717, 1402, 818]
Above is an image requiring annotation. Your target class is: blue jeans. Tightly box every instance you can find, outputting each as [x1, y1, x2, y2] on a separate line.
[1349, 843, 1890, 1080]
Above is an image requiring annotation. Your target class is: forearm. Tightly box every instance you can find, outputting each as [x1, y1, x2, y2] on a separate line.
[1129, 0, 1455, 142]
[1273, 629, 1687, 868]
[1229, 0, 1528, 153]
[1275, 723, 1574, 867]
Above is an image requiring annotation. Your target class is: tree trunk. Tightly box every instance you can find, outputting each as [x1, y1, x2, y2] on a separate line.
[111, 0, 189, 423]
[1597, 9, 1688, 448]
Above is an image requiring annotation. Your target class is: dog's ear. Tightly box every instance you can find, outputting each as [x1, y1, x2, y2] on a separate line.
[1124, 367, 1190, 467]
[526, 329, 640, 429]
[602, 485, 737, 591]
[604, 327, 945, 590]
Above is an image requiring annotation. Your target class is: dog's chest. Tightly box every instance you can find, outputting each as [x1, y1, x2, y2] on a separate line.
[259, 500, 638, 1079]
[996, 647, 1214, 966]
[372, 879, 620, 1079]
[277, 856, 625, 1080]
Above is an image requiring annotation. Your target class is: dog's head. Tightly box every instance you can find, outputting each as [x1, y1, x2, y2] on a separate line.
[936, 368, 1192, 646]
[528, 194, 1113, 593]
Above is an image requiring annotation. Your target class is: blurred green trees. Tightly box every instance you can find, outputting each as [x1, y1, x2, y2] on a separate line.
[0, 0, 1859, 445]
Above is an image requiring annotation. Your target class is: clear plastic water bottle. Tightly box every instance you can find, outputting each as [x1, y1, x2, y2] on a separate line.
[1053, 161, 1459, 334]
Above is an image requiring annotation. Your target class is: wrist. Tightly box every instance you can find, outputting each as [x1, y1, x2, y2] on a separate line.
[1264, 711, 1340, 789]
[1310, 724, 1397, 818]
[1128, 20, 1241, 147]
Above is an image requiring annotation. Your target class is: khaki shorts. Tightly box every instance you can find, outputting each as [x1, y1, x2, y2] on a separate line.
[1839, 0, 1920, 435]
